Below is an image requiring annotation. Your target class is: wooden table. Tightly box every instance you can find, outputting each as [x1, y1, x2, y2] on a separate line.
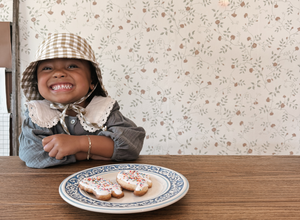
[1, 156, 300, 219]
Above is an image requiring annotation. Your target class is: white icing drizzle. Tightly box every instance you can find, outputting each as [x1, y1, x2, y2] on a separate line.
[79, 176, 122, 196]
[117, 170, 151, 191]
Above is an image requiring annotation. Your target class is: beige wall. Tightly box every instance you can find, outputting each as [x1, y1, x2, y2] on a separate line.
[4, 0, 300, 155]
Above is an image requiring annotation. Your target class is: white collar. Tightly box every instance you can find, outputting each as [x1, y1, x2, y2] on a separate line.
[26, 96, 115, 132]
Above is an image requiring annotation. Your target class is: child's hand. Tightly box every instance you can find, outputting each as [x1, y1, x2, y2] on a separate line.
[42, 134, 82, 160]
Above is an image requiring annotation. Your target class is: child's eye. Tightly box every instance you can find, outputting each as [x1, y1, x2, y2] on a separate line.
[42, 66, 52, 71]
[68, 64, 78, 69]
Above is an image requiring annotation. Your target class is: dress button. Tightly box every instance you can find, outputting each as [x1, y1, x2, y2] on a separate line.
[70, 119, 76, 124]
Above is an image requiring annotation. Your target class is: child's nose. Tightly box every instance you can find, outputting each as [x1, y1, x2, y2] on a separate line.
[53, 69, 67, 78]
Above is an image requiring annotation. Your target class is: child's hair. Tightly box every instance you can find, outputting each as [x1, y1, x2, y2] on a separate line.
[21, 33, 108, 102]
[87, 61, 107, 101]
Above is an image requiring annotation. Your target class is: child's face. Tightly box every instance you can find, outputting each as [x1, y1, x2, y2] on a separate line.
[37, 58, 94, 105]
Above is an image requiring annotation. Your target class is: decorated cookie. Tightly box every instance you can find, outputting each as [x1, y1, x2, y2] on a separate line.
[116, 170, 152, 196]
[79, 176, 124, 201]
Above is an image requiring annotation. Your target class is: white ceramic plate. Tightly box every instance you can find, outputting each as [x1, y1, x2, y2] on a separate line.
[59, 164, 189, 214]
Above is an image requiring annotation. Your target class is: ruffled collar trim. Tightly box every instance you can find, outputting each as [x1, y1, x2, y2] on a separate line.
[26, 96, 115, 132]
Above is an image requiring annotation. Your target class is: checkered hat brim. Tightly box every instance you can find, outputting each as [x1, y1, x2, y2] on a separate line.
[21, 33, 107, 101]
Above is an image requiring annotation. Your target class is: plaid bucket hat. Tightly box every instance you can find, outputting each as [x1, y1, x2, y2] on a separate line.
[21, 33, 107, 101]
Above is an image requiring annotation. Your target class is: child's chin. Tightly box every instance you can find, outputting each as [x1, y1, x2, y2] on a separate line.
[48, 95, 77, 104]
[50, 98, 73, 105]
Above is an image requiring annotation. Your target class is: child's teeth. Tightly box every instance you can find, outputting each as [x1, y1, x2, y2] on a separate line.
[53, 84, 72, 90]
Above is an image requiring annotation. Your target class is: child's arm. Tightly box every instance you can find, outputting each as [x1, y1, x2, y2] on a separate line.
[19, 110, 76, 168]
[42, 134, 114, 160]
[92, 101, 146, 161]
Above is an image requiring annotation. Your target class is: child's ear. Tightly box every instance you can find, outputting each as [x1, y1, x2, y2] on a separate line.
[90, 83, 95, 90]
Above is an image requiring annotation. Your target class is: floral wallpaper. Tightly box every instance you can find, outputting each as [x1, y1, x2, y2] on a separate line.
[0, 0, 12, 21]
[9, 0, 300, 155]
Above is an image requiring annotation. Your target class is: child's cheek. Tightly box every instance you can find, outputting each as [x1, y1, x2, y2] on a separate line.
[37, 78, 49, 97]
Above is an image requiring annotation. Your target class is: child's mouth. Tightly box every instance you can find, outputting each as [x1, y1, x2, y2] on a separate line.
[51, 83, 73, 91]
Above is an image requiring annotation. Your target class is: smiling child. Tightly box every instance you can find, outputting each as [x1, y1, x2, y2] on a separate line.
[19, 33, 145, 168]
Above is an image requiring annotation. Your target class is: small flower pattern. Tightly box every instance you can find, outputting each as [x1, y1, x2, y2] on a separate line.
[0, 0, 12, 21]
